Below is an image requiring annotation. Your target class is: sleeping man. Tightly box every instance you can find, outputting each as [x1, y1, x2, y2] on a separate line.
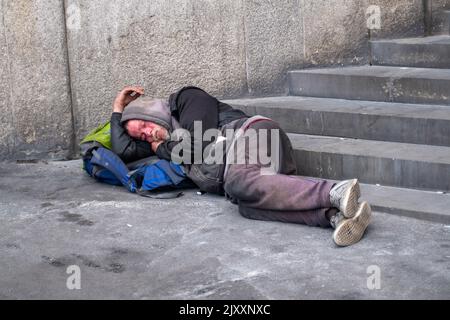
[109, 86, 372, 247]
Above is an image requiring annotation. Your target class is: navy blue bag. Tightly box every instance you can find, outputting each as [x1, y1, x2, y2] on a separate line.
[84, 147, 194, 199]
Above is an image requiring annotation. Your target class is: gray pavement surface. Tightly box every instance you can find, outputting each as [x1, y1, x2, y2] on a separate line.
[0, 160, 449, 299]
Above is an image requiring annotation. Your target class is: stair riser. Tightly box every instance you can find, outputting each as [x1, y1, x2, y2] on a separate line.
[234, 104, 450, 147]
[371, 43, 450, 68]
[293, 149, 450, 191]
[288, 72, 450, 106]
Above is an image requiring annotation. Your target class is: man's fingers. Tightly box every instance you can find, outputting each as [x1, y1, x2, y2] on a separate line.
[128, 92, 142, 101]
[122, 86, 144, 95]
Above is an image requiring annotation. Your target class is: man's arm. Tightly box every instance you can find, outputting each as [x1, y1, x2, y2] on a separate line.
[110, 112, 154, 163]
[154, 88, 219, 162]
[110, 86, 154, 163]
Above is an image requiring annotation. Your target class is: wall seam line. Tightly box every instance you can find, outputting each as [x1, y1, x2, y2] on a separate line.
[242, 0, 251, 95]
[61, 0, 77, 159]
[300, 0, 306, 61]
[1, 0, 16, 158]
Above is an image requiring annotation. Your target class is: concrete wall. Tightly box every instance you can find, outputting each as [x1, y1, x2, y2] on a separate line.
[66, 0, 249, 141]
[369, 0, 425, 39]
[0, 0, 431, 160]
[302, 0, 368, 67]
[432, 0, 450, 34]
[0, 0, 73, 161]
[0, 0, 13, 160]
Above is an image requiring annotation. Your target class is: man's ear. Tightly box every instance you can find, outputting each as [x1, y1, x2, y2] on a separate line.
[123, 120, 129, 131]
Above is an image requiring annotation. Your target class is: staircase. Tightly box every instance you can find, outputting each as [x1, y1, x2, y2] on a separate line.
[224, 11, 450, 224]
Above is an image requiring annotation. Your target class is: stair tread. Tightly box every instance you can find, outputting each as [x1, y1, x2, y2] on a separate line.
[287, 133, 450, 165]
[288, 65, 450, 80]
[225, 96, 450, 120]
[370, 34, 450, 45]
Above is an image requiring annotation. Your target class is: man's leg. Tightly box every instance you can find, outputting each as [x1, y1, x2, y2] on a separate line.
[225, 119, 372, 245]
[225, 163, 336, 228]
[224, 120, 336, 228]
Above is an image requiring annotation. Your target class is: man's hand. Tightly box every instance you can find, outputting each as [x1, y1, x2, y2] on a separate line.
[113, 86, 144, 113]
[151, 140, 163, 153]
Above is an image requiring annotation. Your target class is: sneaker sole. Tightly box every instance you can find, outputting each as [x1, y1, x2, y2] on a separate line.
[333, 201, 371, 247]
[341, 179, 361, 218]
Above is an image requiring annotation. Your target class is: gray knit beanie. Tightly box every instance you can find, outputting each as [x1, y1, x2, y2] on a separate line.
[121, 97, 177, 131]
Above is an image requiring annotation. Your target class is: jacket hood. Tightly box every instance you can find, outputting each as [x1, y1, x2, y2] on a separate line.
[121, 97, 179, 132]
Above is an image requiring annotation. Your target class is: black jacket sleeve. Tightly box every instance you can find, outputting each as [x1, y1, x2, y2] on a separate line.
[110, 112, 154, 163]
[155, 88, 219, 162]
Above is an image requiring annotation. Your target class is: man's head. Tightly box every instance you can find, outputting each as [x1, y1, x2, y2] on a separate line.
[120, 97, 172, 144]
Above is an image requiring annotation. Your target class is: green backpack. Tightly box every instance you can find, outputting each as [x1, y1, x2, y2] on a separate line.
[79, 122, 112, 156]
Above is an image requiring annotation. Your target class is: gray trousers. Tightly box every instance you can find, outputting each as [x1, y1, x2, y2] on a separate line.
[223, 119, 336, 228]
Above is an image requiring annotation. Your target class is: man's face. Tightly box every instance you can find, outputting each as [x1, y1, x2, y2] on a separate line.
[125, 119, 169, 143]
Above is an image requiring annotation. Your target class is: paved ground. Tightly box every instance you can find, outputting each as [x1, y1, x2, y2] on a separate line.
[0, 160, 449, 300]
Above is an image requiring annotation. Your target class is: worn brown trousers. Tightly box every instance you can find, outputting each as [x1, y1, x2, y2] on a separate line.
[223, 119, 336, 228]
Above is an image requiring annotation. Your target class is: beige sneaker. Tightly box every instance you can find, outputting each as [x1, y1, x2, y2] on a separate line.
[333, 201, 372, 247]
[329, 179, 361, 218]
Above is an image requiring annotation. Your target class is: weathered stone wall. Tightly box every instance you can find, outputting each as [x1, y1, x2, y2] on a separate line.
[302, 0, 368, 68]
[0, 0, 432, 160]
[432, 0, 450, 34]
[0, 0, 13, 160]
[369, 0, 425, 39]
[65, 0, 249, 141]
[0, 0, 73, 161]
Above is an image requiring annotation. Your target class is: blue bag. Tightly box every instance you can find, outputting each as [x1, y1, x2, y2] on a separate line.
[85, 147, 193, 198]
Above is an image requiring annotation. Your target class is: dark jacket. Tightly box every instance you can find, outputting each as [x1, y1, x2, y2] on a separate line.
[111, 86, 248, 166]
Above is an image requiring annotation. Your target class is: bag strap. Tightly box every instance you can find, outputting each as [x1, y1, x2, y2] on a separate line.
[136, 189, 184, 199]
[223, 115, 273, 181]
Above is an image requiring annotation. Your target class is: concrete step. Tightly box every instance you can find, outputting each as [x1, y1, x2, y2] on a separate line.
[286, 133, 450, 192]
[300, 177, 450, 224]
[226, 96, 450, 147]
[288, 65, 450, 106]
[359, 183, 450, 224]
[370, 35, 450, 68]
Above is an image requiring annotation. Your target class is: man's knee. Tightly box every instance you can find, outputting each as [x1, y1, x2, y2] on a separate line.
[224, 166, 250, 202]
[223, 175, 239, 200]
[237, 205, 273, 222]
[238, 205, 252, 219]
